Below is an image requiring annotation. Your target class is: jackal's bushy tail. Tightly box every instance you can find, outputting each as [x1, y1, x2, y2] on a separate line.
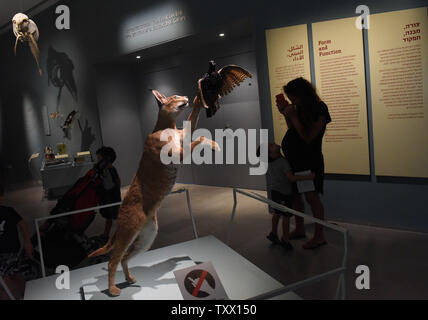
[88, 232, 116, 258]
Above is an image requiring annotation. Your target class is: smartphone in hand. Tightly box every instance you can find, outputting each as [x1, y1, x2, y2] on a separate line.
[275, 93, 287, 106]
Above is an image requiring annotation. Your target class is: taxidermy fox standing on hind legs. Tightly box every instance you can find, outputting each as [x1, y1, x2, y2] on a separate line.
[88, 90, 219, 296]
[89, 61, 251, 296]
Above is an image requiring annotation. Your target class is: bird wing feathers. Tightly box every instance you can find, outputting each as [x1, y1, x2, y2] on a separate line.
[218, 65, 252, 97]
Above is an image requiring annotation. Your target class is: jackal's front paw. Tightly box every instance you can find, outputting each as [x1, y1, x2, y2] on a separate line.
[109, 285, 121, 296]
[211, 141, 221, 152]
[200, 136, 220, 152]
[126, 274, 136, 284]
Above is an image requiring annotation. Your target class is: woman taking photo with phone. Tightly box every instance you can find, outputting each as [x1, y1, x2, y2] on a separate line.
[276, 77, 331, 249]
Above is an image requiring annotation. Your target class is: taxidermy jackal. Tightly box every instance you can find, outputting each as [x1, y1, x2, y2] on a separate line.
[88, 90, 218, 296]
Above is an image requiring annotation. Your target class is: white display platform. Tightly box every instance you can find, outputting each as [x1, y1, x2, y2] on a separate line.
[83, 256, 196, 300]
[24, 236, 301, 300]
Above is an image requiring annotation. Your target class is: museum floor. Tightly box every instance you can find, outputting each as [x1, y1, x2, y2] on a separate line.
[4, 182, 428, 300]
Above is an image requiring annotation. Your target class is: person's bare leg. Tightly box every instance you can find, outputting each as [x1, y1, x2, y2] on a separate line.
[267, 213, 280, 243]
[282, 216, 290, 241]
[290, 194, 305, 237]
[303, 191, 326, 248]
[272, 214, 280, 235]
[104, 219, 113, 237]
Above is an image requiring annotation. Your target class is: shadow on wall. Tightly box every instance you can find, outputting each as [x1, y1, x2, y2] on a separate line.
[47, 46, 78, 112]
[1, 84, 45, 184]
[78, 119, 96, 152]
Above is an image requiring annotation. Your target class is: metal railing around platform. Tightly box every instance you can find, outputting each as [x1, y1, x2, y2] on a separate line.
[228, 188, 348, 300]
[35, 188, 197, 278]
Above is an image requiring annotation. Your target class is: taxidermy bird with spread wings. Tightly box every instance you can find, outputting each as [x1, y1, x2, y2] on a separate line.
[12, 13, 42, 75]
[198, 60, 252, 117]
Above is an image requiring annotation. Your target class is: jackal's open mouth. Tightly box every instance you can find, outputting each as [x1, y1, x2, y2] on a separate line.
[179, 102, 189, 109]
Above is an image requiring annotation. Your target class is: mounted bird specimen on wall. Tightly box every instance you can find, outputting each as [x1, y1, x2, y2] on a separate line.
[47, 46, 78, 112]
[12, 13, 42, 75]
[62, 110, 79, 139]
[49, 112, 60, 119]
[198, 60, 252, 118]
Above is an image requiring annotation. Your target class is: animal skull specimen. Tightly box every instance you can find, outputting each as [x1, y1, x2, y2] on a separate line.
[12, 13, 42, 75]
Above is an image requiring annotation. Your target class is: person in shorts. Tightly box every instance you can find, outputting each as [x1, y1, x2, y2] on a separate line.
[264, 143, 315, 251]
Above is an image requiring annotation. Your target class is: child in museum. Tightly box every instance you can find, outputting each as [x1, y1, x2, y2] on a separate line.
[0, 184, 33, 300]
[263, 143, 315, 251]
[95, 147, 122, 242]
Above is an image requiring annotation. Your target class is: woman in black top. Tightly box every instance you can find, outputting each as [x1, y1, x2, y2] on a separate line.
[276, 78, 331, 249]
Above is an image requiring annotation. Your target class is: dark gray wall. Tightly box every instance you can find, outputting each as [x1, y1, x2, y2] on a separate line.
[0, 0, 104, 185]
[252, 1, 428, 232]
[95, 65, 143, 185]
[135, 35, 265, 189]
